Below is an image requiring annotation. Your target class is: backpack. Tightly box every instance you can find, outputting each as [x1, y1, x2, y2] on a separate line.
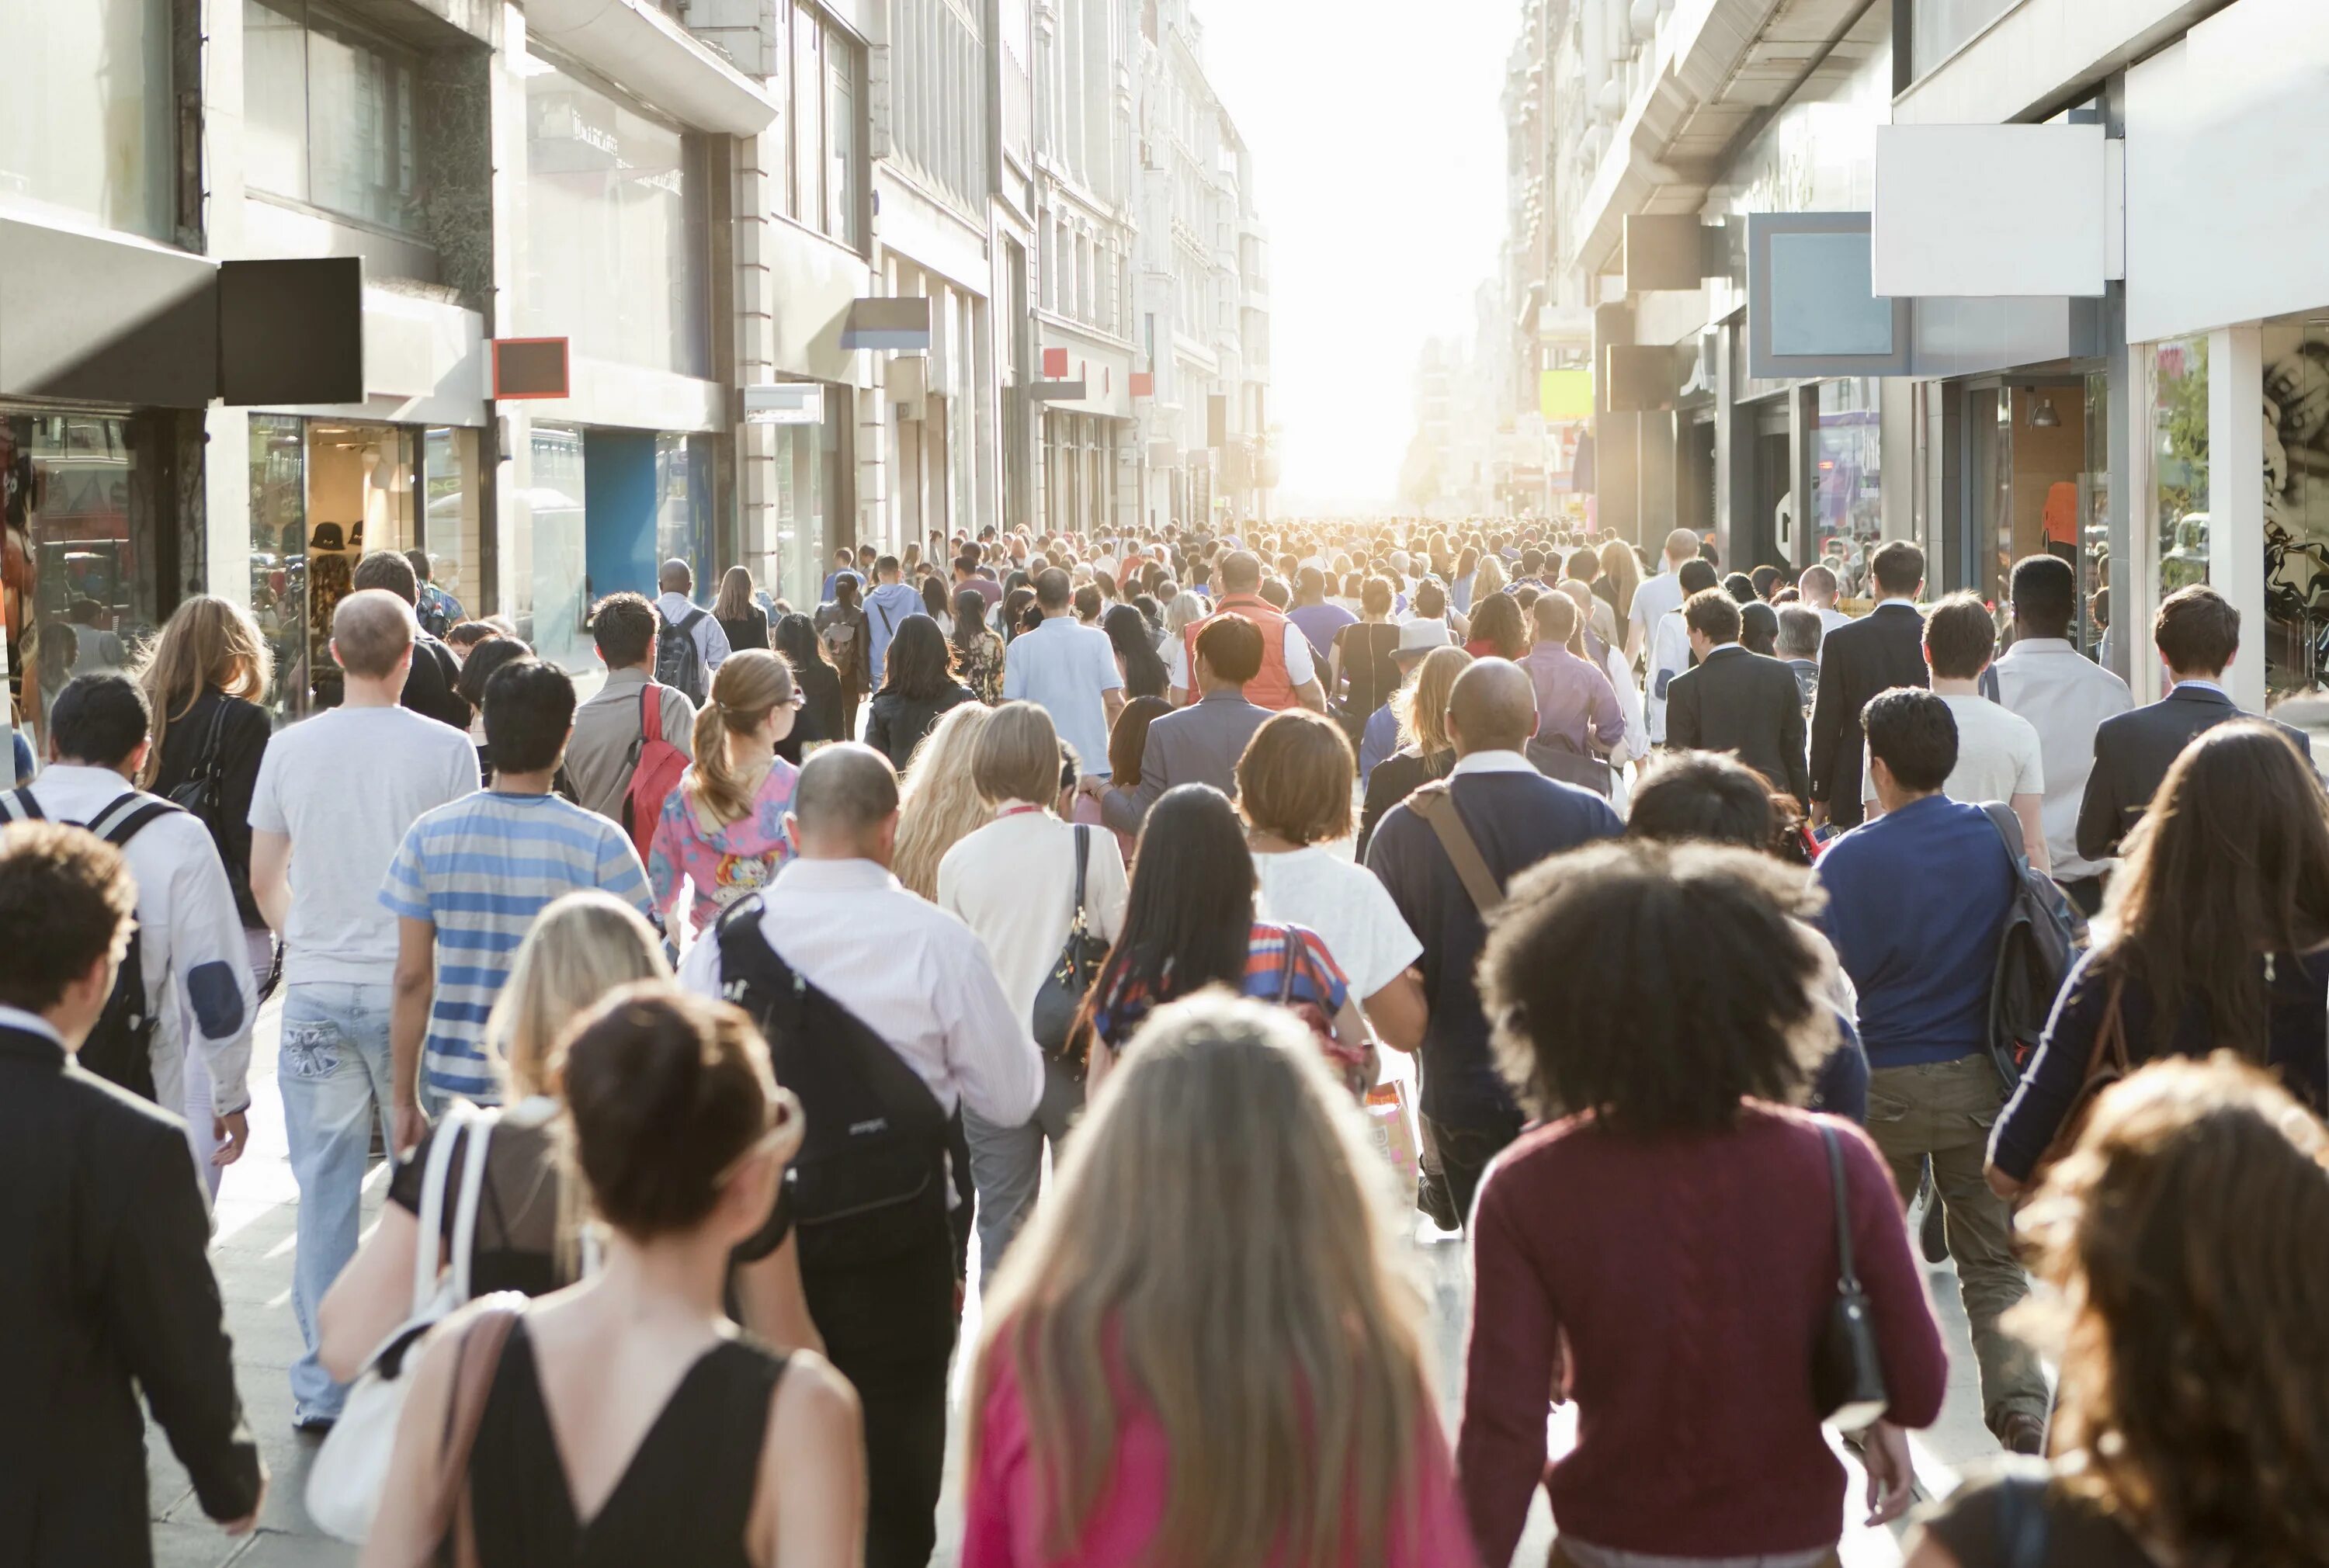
[619, 685, 690, 862]
[1981, 801, 2088, 1091]
[415, 585, 453, 640]
[714, 897, 951, 1273]
[0, 787, 183, 1100]
[655, 606, 710, 703]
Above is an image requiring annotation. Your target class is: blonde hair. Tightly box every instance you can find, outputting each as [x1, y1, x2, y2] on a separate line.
[134, 596, 272, 785]
[687, 650, 796, 826]
[892, 702, 998, 898]
[1163, 591, 1208, 641]
[713, 564, 759, 623]
[970, 994, 1435, 1568]
[1472, 554, 1508, 601]
[1393, 644, 1471, 755]
[970, 701, 1061, 807]
[483, 890, 671, 1098]
[1598, 539, 1642, 623]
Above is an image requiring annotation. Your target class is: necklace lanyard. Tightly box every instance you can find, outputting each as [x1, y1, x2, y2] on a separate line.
[994, 803, 1047, 821]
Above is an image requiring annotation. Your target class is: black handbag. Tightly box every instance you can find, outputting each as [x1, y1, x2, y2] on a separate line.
[165, 699, 231, 831]
[1811, 1123, 1890, 1430]
[1031, 825, 1109, 1067]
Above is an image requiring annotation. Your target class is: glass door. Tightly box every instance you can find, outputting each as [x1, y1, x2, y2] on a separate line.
[2264, 317, 2329, 696]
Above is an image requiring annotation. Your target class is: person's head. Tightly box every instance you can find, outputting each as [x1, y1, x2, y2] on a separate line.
[1391, 644, 1471, 756]
[1661, 527, 1699, 568]
[856, 543, 877, 567]
[445, 620, 499, 657]
[1094, 785, 1256, 1011]
[1219, 551, 1262, 595]
[2154, 583, 2240, 681]
[67, 598, 103, 629]
[658, 558, 697, 598]
[1868, 540, 1925, 600]
[1163, 590, 1208, 639]
[455, 633, 534, 714]
[1473, 553, 1509, 599]
[1107, 695, 1174, 787]
[772, 610, 831, 675]
[1861, 686, 1955, 803]
[1749, 564, 1780, 602]
[1194, 613, 1265, 692]
[560, 984, 799, 1253]
[790, 741, 903, 863]
[1738, 600, 1779, 657]
[1236, 710, 1354, 848]
[47, 673, 150, 775]
[974, 992, 1430, 1568]
[482, 657, 576, 777]
[1675, 557, 1720, 598]
[1797, 563, 1839, 607]
[832, 571, 863, 609]
[1294, 565, 1327, 605]
[876, 615, 956, 702]
[1682, 586, 1742, 654]
[1445, 657, 1536, 756]
[945, 586, 985, 647]
[484, 890, 670, 1098]
[835, 546, 856, 570]
[0, 821, 137, 1045]
[1483, 841, 1826, 1132]
[330, 588, 419, 690]
[352, 550, 420, 605]
[875, 553, 904, 585]
[953, 550, 980, 583]
[1722, 571, 1757, 605]
[1412, 578, 1449, 622]
[1775, 605, 1822, 662]
[1597, 539, 1640, 605]
[588, 591, 659, 672]
[1102, 604, 1165, 688]
[1564, 546, 1599, 585]
[713, 565, 759, 623]
[1466, 591, 1527, 660]
[1519, 547, 1546, 581]
[1921, 591, 1996, 681]
[1358, 575, 1395, 619]
[2007, 553, 2077, 640]
[1530, 590, 1579, 654]
[890, 704, 997, 896]
[133, 595, 272, 785]
[971, 701, 1064, 809]
[1033, 567, 1073, 613]
[920, 575, 952, 623]
[689, 650, 798, 824]
[2008, 1056, 2329, 1564]
[1625, 750, 1791, 855]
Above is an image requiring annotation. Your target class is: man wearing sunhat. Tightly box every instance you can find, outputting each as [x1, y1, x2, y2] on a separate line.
[1357, 617, 1454, 785]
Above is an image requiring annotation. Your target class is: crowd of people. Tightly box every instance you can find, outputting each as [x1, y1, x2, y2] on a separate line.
[7, 512, 2329, 1568]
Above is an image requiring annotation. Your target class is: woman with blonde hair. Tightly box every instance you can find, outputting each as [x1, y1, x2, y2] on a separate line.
[1597, 537, 1643, 626]
[714, 564, 771, 653]
[1911, 1055, 2329, 1567]
[962, 993, 1470, 1568]
[1357, 644, 1471, 857]
[649, 650, 800, 936]
[1472, 552, 1510, 603]
[891, 701, 998, 899]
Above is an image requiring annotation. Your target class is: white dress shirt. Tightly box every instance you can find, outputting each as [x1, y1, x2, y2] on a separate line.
[1450, 748, 1540, 777]
[937, 808, 1128, 1027]
[1644, 608, 1693, 742]
[654, 590, 733, 675]
[1991, 637, 2136, 880]
[1629, 567, 1685, 648]
[677, 855, 1044, 1126]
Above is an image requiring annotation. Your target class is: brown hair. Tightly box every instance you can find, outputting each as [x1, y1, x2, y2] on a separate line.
[713, 566, 758, 623]
[1682, 586, 1741, 645]
[1195, 613, 1265, 685]
[1107, 695, 1174, 788]
[589, 591, 658, 668]
[1921, 591, 1997, 679]
[2012, 1055, 2329, 1564]
[971, 701, 1063, 807]
[133, 595, 272, 786]
[0, 822, 137, 1013]
[1235, 710, 1355, 846]
[686, 650, 797, 826]
[2154, 583, 2240, 676]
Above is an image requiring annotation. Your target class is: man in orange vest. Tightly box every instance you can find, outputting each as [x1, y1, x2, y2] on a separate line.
[1176, 551, 1327, 712]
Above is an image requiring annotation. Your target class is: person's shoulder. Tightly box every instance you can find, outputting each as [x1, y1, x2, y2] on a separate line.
[45, 1056, 191, 1153]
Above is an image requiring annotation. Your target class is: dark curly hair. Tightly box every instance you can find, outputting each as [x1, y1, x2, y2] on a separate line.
[1480, 841, 1830, 1133]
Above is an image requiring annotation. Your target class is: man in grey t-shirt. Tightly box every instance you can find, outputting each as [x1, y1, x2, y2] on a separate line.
[247, 591, 477, 1430]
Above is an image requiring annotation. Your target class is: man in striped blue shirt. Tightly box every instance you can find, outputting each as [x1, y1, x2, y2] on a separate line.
[380, 658, 655, 1142]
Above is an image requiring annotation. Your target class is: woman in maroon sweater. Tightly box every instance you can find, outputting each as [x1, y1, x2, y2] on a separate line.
[1459, 841, 1948, 1566]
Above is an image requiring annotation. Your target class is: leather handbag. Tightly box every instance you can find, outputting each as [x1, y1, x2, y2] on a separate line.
[429, 1298, 526, 1568]
[1031, 825, 1109, 1066]
[1811, 1123, 1890, 1431]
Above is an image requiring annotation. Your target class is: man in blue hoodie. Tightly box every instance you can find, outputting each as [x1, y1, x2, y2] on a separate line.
[862, 554, 929, 686]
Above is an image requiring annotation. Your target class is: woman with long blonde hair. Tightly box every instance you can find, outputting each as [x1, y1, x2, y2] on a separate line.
[962, 993, 1468, 1568]
[1597, 537, 1643, 626]
[648, 650, 800, 936]
[890, 702, 998, 899]
[1472, 552, 1509, 603]
[1357, 644, 1471, 857]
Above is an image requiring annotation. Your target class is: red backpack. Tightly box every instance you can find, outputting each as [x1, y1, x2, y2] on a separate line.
[621, 685, 691, 859]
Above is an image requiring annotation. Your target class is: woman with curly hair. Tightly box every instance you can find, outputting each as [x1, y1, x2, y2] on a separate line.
[1911, 1054, 2329, 1567]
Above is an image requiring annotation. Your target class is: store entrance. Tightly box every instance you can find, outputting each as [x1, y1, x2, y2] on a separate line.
[1960, 375, 2109, 660]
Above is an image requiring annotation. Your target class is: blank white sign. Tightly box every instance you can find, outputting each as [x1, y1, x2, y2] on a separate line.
[1873, 123, 2109, 300]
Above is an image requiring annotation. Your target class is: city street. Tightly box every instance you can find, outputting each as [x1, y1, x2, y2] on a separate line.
[151, 995, 2011, 1567]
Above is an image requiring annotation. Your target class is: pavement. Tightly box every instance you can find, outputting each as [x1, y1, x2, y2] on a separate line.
[157, 994, 2008, 1566]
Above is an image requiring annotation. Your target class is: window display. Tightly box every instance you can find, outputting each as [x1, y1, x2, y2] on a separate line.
[2263, 320, 2329, 696]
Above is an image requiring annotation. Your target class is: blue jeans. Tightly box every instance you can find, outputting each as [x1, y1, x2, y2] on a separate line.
[279, 982, 396, 1423]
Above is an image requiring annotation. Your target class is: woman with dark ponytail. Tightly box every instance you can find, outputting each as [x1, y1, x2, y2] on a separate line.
[364, 985, 864, 1567]
[647, 650, 801, 938]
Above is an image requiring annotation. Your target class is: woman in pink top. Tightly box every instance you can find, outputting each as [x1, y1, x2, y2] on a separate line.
[648, 650, 801, 935]
[962, 994, 1474, 1568]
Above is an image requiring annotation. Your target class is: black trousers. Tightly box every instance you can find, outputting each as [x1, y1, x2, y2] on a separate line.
[1421, 1108, 1524, 1230]
[804, 1234, 958, 1568]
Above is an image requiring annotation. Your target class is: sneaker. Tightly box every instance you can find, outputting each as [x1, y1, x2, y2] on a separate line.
[293, 1412, 338, 1436]
[1919, 1191, 1949, 1264]
[1417, 1171, 1461, 1232]
[2000, 1411, 2047, 1455]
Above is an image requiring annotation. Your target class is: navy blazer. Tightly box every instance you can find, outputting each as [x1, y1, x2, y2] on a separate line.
[2076, 683, 2314, 861]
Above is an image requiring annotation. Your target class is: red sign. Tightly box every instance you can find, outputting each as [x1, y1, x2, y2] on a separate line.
[493, 338, 571, 400]
[1042, 347, 1069, 378]
[1130, 372, 1154, 397]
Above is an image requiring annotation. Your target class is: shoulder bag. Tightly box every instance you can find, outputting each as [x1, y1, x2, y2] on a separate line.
[307, 1103, 498, 1542]
[165, 699, 233, 833]
[427, 1297, 527, 1568]
[1811, 1122, 1889, 1431]
[2023, 973, 2131, 1192]
[1030, 824, 1109, 1068]
[1405, 782, 1505, 919]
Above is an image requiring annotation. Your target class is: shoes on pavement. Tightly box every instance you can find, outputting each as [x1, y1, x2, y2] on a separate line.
[293, 1413, 338, 1436]
[1417, 1171, 1461, 1232]
[1999, 1412, 2047, 1456]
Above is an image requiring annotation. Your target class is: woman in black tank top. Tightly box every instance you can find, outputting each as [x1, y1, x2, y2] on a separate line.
[364, 987, 863, 1568]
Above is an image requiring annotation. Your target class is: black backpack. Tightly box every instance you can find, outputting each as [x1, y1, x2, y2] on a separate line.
[1981, 802, 2087, 1091]
[0, 788, 182, 1101]
[714, 897, 951, 1272]
[655, 606, 710, 703]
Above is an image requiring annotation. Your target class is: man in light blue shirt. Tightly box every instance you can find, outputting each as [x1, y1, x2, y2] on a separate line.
[862, 554, 929, 685]
[1003, 568, 1125, 778]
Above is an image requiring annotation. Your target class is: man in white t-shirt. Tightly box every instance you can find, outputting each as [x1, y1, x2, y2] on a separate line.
[247, 590, 480, 1430]
[1004, 569, 1126, 777]
[1626, 527, 1705, 666]
[1798, 563, 1853, 637]
[1861, 592, 2048, 870]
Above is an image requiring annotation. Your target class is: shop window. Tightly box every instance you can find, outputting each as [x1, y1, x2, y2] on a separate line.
[243, 0, 425, 234]
[2154, 337, 2210, 599]
[0, 0, 175, 241]
[1907, 0, 2019, 81]
[525, 424, 590, 674]
[2264, 321, 2329, 696]
[1810, 380, 1883, 595]
[654, 434, 712, 595]
[248, 415, 310, 725]
[783, 4, 865, 251]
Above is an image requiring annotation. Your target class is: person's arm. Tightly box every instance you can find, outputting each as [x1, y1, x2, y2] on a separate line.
[757, 1349, 864, 1568]
[167, 827, 257, 1157]
[219, 706, 268, 901]
[702, 613, 733, 672]
[1807, 636, 1845, 815]
[1456, 1171, 1562, 1568]
[1840, 1125, 1949, 1431]
[1102, 688, 1126, 725]
[646, 796, 689, 928]
[249, 829, 292, 936]
[1282, 626, 1326, 712]
[1328, 634, 1346, 705]
[2011, 792, 2050, 875]
[1362, 970, 1428, 1054]
[665, 686, 699, 758]
[1987, 956, 2110, 1195]
[944, 938, 1047, 1126]
[732, 1231, 824, 1356]
[1779, 671, 1811, 807]
[389, 918, 436, 1153]
[866, 699, 893, 760]
[108, 1126, 266, 1534]
[319, 1201, 434, 1382]
[1001, 640, 1026, 701]
[594, 824, 661, 929]
[1329, 992, 1380, 1090]
[2075, 731, 2122, 863]
[1587, 664, 1625, 751]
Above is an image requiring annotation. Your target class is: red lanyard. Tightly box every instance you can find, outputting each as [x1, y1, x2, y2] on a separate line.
[994, 803, 1047, 820]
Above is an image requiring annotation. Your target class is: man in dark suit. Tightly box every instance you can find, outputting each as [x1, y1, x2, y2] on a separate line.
[0, 821, 263, 1566]
[2077, 584, 2313, 861]
[1808, 539, 1929, 831]
[1097, 612, 1272, 831]
[1664, 588, 1811, 807]
[1364, 659, 1623, 1225]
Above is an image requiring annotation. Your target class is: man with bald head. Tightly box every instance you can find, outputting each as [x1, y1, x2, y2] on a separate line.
[652, 556, 731, 703]
[245, 588, 481, 1429]
[1364, 657, 1621, 1225]
[1178, 548, 1326, 711]
[679, 741, 1038, 1568]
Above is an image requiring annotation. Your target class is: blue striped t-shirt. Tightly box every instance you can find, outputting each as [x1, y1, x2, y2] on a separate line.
[379, 790, 656, 1101]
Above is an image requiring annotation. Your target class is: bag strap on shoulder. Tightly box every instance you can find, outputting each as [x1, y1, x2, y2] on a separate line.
[1408, 782, 1505, 918]
[89, 790, 182, 847]
[1820, 1123, 1859, 1292]
[1980, 800, 2028, 876]
[412, 1106, 470, 1316]
[0, 787, 45, 824]
[446, 1109, 496, 1307]
[430, 1296, 526, 1568]
[1069, 823, 1089, 935]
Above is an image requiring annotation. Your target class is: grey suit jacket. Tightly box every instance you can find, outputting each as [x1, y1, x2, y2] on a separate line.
[1102, 691, 1272, 833]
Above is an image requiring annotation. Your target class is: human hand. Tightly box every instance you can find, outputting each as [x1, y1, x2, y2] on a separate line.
[211, 1112, 250, 1167]
[393, 1100, 430, 1158]
[1859, 1421, 1916, 1526]
[219, 1473, 266, 1535]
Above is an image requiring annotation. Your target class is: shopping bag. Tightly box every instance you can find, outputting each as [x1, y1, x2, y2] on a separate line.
[1363, 1078, 1420, 1183]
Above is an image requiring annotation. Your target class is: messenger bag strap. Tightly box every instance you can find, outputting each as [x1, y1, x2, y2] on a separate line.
[1407, 782, 1505, 919]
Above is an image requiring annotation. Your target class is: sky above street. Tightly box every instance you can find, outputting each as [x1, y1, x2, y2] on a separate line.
[1202, 0, 1519, 512]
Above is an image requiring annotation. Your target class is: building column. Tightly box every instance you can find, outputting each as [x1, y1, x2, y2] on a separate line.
[1637, 410, 1677, 543]
[2211, 321, 2266, 713]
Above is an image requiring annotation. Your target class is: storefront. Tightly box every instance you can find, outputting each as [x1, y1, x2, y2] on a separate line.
[1041, 412, 1127, 539]
[767, 386, 853, 612]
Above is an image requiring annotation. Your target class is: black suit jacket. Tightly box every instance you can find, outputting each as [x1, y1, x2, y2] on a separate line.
[2077, 685, 2314, 861]
[0, 1024, 261, 1566]
[1664, 644, 1812, 806]
[1807, 601, 1928, 827]
[401, 631, 472, 732]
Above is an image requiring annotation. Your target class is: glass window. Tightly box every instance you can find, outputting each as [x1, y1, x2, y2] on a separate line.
[2263, 320, 2329, 696]
[654, 432, 710, 593]
[827, 28, 859, 247]
[525, 424, 590, 673]
[1908, 0, 2020, 80]
[2155, 337, 2209, 598]
[241, 0, 424, 233]
[0, 0, 175, 240]
[248, 415, 309, 726]
[1811, 379, 1883, 595]
[793, 9, 824, 230]
[421, 427, 482, 628]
